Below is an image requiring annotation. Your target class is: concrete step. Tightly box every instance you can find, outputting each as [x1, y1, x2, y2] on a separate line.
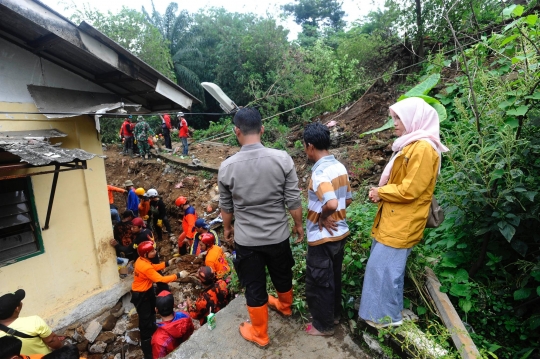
[169, 294, 370, 359]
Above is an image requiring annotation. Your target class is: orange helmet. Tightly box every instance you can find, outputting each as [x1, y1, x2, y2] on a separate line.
[135, 187, 145, 196]
[200, 232, 215, 247]
[175, 196, 187, 206]
[137, 241, 155, 257]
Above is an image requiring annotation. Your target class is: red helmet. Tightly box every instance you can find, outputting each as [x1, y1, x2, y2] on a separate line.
[200, 233, 215, 247]
[137, 241, 155, 257]
[132, 217, 145, 228]
[175, 196, 187, 207]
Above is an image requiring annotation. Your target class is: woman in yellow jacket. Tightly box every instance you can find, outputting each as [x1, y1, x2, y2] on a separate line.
[359, 97, 449, 328]
[131, 241, 181, 359]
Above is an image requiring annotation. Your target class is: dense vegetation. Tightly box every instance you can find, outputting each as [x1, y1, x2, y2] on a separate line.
[70, 0, 540, 357]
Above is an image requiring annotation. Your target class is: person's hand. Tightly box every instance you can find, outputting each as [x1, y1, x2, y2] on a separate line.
[157, 219, 163, 227]
[369, 187, 381, 203]
[292, 223, 304, 244]
[109, 239, 118, 247]
[224, 225, 234, 245]
[319, 216, 338, 235]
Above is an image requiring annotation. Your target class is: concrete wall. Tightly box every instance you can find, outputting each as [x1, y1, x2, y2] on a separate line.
[0, 38, 124, 328]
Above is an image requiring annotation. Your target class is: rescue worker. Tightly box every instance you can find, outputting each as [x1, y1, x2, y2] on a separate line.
[120, 115, 135, 157]
[199, 233, 230, 279]
[139, 192, 152, 227]
[177, 112, 189, 157]
[107, 185, 126, 224]
[131, 242, 181, 359]
[147, 189, 174, 242]
[187, 266, 230, 325]
[159, 114, 173, 150]
[151, 291, 193, 359]
[125, 180, 140, 217]
[190, 219, 219, 256]
[174, 196, 197, 255]
[131, 218, 169, 294]
[134, 116, 154, 160]
[110, 210, 136, 260]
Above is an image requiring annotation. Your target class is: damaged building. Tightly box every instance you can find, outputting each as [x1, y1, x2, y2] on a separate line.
[0, 0, 199, 331]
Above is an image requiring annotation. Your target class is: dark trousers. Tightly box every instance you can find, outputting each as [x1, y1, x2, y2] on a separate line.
[153, 216, 172, 241]
[163, 127, 172, 149]
[305, 238, 346, 333]
[131, 288, 157, 341]
[234, 238, 294, 307]
[123, 136, 133, 153]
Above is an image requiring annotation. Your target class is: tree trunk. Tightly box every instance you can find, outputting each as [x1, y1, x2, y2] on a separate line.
[415, 0, 424, 62]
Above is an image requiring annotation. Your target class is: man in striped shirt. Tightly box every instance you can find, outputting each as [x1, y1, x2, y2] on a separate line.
[303, 122, 352, 336]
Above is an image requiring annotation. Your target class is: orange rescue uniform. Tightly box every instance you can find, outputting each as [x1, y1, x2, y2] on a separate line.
[205, 245, 230, 279]
[139, 200, 151, 218]
[132, 257, 177, 292]
[107, 185, 125, 204]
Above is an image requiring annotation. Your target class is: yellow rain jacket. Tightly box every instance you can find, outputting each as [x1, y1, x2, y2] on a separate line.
[371, 140, 439, 248]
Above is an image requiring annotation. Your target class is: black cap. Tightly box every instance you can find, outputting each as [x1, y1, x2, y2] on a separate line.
[155, 291, 174, 316]
[0, 289, 25, 320]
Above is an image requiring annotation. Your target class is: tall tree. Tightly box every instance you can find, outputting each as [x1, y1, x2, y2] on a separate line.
[143, 2, 205, 100]
[282, 0, 345, 46]
[384, 0, 503, 62]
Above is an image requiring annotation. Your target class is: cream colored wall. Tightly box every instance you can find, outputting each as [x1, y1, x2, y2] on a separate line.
[0, 102, 119, 323]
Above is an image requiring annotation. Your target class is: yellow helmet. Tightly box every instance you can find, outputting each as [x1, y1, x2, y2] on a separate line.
[135, 187, 145, 196]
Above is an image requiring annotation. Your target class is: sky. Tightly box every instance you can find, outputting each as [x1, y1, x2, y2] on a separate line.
[41, 0, 384, 39]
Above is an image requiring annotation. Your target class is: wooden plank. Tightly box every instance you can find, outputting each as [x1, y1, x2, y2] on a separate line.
[425, 267, 480, 359]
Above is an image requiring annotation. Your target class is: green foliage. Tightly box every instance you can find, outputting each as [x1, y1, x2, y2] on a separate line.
[417, 8, 540, 355]
[398, 73, 447, 121]
[349, 159, 374, 179]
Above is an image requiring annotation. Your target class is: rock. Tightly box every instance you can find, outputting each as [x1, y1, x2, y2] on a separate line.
[126, 314, 139, 330]
[121, 293, 135, 314]
[125, 330, 140, 345]
[112, 317, 127, 335]
[101, 315, 118, 331]
[84, 320, 102, 343]
[168, 282, 181, 290]
[72, 326, 86, 343]
[96, 331, 116, 344]
[180, 270, 189, 278]
[363, 333, 387, 356]
[89, 341, 107, 354]
[110, 302, 123, 318]
[126, 349, 143, 359]
[88, 354, 103, 359]
[76, 339, 89, 352]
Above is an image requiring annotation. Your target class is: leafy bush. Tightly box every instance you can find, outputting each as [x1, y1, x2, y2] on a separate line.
[419, 6, 540, 356]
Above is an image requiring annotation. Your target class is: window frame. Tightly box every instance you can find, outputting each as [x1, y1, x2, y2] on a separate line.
[0, 177, 44, 267]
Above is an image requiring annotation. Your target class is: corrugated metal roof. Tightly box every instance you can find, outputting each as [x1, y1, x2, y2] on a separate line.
[0, 0, 200, 112]
[0, 129, 101, 166]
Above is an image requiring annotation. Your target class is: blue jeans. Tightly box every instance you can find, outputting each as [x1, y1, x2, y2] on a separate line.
[181, 137, 188, 155]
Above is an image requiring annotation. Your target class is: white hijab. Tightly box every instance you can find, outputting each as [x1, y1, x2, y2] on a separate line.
[379, 97, 449, 186]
